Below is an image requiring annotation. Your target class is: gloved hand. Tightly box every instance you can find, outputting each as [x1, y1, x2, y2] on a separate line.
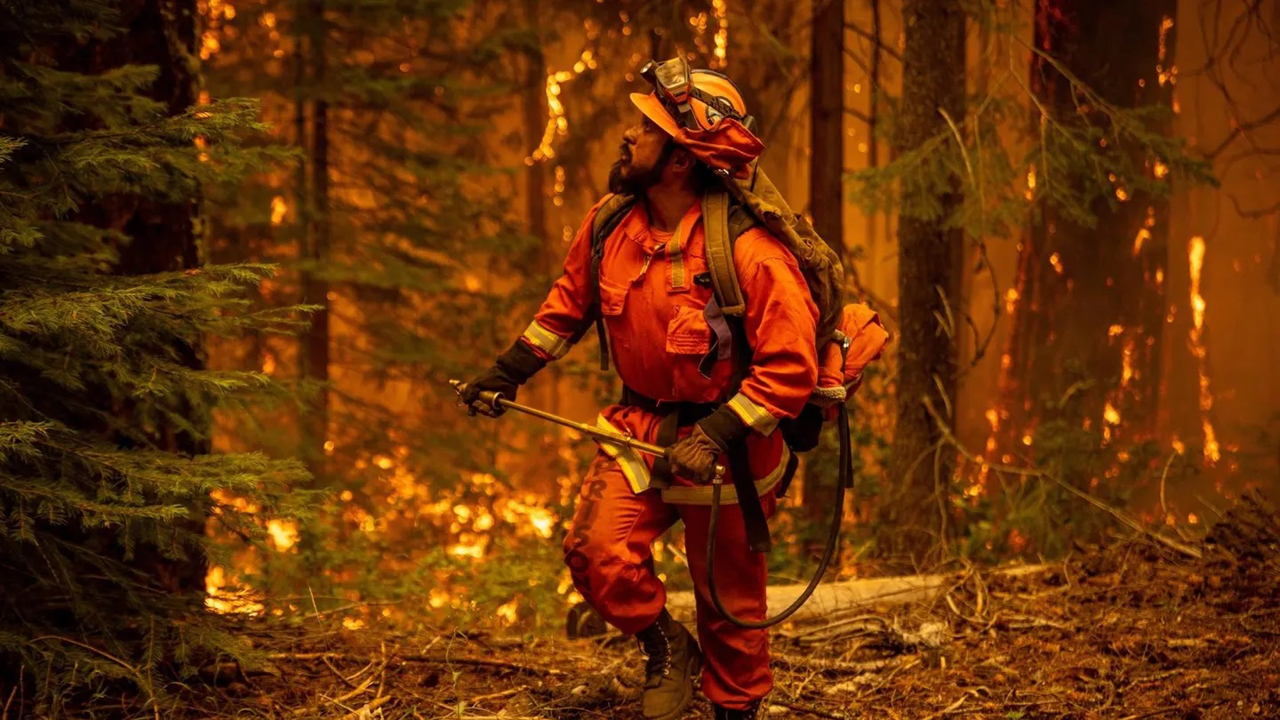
[666, 405, 750, 483]
[460, 341, 546, 417]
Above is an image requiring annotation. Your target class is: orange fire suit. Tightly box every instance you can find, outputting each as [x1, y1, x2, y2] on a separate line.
[519, 196, 818, 709]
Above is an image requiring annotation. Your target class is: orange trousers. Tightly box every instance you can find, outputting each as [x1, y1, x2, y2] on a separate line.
[562, 453, 777, 710]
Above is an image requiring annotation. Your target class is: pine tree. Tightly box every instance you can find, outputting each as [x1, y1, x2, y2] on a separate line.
[0, 0, 309, 708]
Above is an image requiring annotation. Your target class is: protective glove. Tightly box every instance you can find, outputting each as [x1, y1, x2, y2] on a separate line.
[666, 405, 750, 483]
[460, 341, 546, 417]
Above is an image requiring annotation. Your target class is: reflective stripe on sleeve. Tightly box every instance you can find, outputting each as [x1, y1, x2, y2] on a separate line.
[726, 391, 780, 435]
[521, 320, 572, 360]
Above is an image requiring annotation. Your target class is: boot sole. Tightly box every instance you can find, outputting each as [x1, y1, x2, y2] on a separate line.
[646, 650, 703, 720]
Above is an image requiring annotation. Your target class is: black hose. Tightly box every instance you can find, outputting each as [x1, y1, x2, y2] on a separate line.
[706, 404, 852, 629]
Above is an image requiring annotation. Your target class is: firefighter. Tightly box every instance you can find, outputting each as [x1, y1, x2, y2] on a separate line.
[462, 60, 818, 720]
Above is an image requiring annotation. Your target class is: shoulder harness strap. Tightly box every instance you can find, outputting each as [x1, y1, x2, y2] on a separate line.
[702, 189, 749, 317]
[588, 193, 636, 371]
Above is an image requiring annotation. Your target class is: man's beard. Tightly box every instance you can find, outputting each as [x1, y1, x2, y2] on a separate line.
[607, 140, 673, 195]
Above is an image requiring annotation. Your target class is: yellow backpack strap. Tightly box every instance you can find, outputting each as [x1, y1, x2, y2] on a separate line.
[702, 188, 746, 317]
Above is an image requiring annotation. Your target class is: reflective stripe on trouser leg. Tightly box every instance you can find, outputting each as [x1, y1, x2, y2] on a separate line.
[561, 453, 681, 635]
[678, 490, 777, 709]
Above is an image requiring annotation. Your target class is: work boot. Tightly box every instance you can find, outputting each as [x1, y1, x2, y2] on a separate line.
[713, 700, 762, 719]
[634, 609, 702, 720]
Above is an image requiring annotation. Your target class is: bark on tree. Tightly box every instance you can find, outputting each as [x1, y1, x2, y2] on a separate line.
[804, 0, 845, 526]
[1001, 0, 1176, 446]
[300, 0, 331, 485]
[880, 0, 966, 563]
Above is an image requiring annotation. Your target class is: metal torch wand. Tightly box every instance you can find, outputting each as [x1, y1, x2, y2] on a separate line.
[449, 380, 726, 481]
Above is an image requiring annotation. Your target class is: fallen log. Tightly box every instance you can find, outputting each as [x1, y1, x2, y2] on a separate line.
[668, 572, 947, 624]
[566, 564, 1045, 637]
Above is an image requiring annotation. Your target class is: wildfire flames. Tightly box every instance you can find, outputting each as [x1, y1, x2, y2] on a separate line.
[1187, 236, 1220, 466]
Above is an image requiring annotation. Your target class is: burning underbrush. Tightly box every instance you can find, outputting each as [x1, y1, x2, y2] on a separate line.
[116, 494, 1279, 719]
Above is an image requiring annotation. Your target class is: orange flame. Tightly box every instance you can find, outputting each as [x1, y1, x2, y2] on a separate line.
[1187, 236, 1219, 464]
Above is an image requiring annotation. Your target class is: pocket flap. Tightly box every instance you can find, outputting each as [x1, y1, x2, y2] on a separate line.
[666, 305, 711, 354]
[599, 275, 627, 316]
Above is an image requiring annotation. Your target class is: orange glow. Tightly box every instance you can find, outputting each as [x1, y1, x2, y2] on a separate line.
[205, 565, 265, 615]
[1120, 338, 1135, 387]
[1132, 228, 1151, 256]
[1202, 420, 1221, 463]
[1103, 403, 1121, 425]
[1108, 324, 1124, 338]
[529, 50, 598, 163]
[496, 598, 520, 624]
[1004, 288, 1020, 317]
[711, 0, 729, 68]
[1153, 160, 1169, 179]
[1025, 164, 1037, 200]
[271, 196, 287, 225]
[267, 519, 298, 551]
[1049, 252, 1064, 275]
[1158, 16, 1174, 62]
[1186, 236, 1219, 465]
[200, 31, 221, 60]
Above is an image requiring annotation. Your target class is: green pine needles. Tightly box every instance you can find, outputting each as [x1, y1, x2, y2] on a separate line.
[0, 0, 312, 711]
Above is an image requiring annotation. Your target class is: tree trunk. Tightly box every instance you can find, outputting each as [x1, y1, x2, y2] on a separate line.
[300, 0, 331, 485]
[1001, 0, 1176, 449]
[803, 0, 845, 530]
[880, 0, 966, 563]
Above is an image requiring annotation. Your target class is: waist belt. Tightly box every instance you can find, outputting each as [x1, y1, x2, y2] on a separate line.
[619, 386, 774, 553]
[620, 386, 715, 490]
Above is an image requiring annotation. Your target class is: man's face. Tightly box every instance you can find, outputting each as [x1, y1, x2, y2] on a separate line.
[608, 113, 673, 195]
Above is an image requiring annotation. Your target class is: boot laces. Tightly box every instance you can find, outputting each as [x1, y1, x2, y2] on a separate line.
[637, 622, 672, 681]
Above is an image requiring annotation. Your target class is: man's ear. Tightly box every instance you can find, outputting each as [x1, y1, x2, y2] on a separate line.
[670, 146, 696, 174]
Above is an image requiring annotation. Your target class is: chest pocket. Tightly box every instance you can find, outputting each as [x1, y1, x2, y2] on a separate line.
[666, 305, 712, 355]
[598, 274, 628, 316]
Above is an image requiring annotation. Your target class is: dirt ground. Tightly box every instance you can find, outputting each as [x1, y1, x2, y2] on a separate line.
[180, 496, 1279, 719]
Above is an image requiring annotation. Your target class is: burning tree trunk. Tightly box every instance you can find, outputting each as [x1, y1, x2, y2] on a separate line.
[879, 0, 966, 562]
[1001, 0, 1177, 449]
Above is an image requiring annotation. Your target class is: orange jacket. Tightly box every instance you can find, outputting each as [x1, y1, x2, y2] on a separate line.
[520, 196, 819, 501]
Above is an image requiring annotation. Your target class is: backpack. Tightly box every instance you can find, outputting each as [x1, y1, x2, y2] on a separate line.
[588, 162, 888, 452]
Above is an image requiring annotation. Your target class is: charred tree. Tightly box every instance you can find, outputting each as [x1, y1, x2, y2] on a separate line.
[1002, 0, 1177, 446]
[879, 0, 966, 562]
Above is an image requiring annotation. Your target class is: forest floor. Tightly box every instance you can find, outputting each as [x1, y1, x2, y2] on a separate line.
[183, 496, 1279, 720]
